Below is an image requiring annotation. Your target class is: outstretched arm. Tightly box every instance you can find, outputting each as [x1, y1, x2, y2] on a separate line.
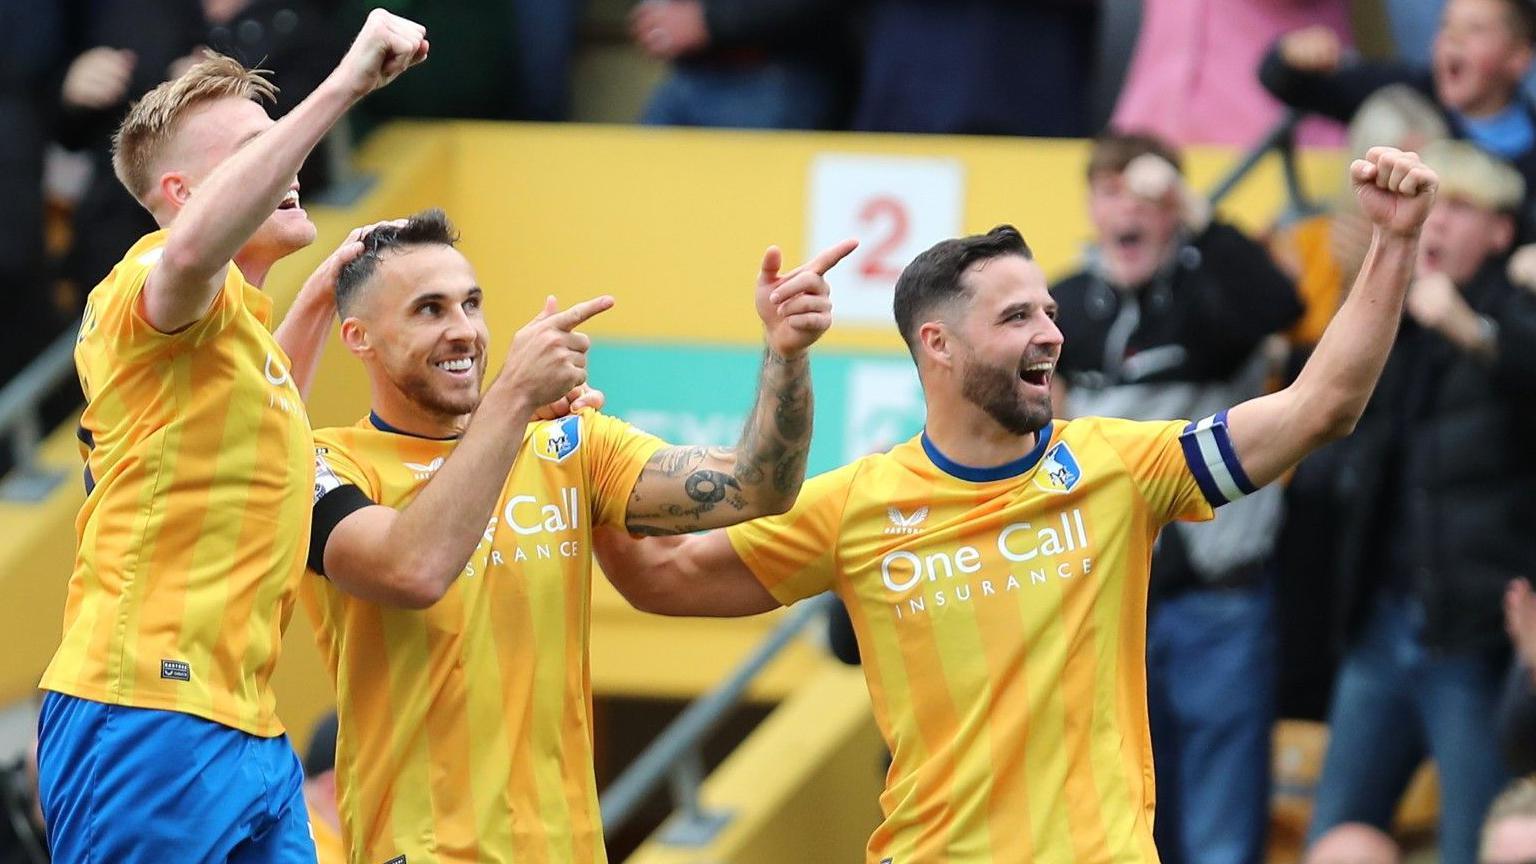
[1225, 147, 1436, 487]
[316, 296, 611, 608]
[594, 527, 778, 617]
[624, 239, 856, 535]
[144, 10, 429, 333]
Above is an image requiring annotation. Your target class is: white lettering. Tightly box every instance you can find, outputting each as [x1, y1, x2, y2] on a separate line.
[908, 596, 926, 614]
[1030, 568, 1048, 586]
[955, 584, 972, 602]
[998, 522, 1038, 562]
[1056, 562, 1073, 579]
[882, 551, 923, 593]
[981, 580, 996, 596]
[924, 552, 953, 583]
[954, 546, 982, 574]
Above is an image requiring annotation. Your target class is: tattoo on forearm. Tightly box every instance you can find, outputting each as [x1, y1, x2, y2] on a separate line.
[625, 349, 813, 535]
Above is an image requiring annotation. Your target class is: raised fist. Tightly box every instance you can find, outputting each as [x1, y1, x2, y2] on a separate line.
[331, 8, 429, 101]
[1351, 147, 1438, 238]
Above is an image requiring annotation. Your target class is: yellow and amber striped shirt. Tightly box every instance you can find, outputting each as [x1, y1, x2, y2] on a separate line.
[304, 411, 664, 863]
[41, 231, 314, 737]
[728, 416, 1245, 864]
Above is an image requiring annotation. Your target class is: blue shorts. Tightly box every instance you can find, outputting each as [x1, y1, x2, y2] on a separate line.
[37, 691, 317, 864]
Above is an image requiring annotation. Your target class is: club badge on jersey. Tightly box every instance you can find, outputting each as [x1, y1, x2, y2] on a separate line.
[534, 415, 583, 464]
[1035, 441, 1083, 495]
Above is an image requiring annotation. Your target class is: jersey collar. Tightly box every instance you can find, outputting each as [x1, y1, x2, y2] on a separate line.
[368, 411, 461, 441]
[920, 424, 1053, 483]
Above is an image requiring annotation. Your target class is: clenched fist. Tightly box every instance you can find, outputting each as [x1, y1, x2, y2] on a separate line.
[1352, 147, 1438, 237]
[329, 8, 429, 101]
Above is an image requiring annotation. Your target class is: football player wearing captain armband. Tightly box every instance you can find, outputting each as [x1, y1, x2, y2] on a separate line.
[302, 209, 855, 863]
[37, 12, 428, 864]
[591, 146, 1438, 864]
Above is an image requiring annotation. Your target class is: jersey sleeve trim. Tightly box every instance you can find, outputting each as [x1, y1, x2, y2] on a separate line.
[1179, 409, 1256, 507]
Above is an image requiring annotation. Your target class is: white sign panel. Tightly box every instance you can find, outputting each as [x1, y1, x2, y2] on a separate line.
[844, 360, 926, 460]
[808, 154, 966, 327]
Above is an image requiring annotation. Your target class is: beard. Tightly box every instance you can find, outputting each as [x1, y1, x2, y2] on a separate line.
[394, 362, 484, 421]
[959, 354, 1052, 436]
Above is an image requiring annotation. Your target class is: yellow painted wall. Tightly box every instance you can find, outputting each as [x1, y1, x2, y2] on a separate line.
[4, 121, 1339, 751]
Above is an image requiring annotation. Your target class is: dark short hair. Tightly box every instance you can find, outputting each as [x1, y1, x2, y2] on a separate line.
[892, 225, 1033, 353]
[1085, 130, 1183, 180]
[1497, 0, 1536, 45]
[335, 208, 461, 316]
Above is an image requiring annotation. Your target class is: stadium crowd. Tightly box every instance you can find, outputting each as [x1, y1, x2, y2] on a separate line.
[5, 1, 1536, 864]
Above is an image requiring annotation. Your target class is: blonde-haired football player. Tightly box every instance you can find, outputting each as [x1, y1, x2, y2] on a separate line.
[594, 147, 1438, 864]
[37, 11, 428, 864]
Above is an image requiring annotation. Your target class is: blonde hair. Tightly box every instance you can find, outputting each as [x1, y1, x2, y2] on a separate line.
[111, 51, 278, 205]
[1348, 85, 1449, 160]
[1423, 139, 1527, 212]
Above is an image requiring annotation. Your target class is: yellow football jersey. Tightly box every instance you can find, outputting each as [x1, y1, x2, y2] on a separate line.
[728, 414, 1252, 864]
[303, 410, 665, 864]
[42, 230, 313, 737]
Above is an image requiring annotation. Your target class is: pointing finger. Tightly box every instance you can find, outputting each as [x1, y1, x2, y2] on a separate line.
[550, 295, 615, 330]
[804, 237, 859, 276]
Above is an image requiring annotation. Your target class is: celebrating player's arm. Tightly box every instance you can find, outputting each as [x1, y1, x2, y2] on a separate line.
[619, 238, 857, 536]
[313, 296, 612, 608]
[143, 10, 427, 361]
[1222, 146, 1437, 487]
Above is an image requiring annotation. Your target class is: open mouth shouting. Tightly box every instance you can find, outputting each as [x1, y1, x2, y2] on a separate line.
[1019, 359, 1055, 390]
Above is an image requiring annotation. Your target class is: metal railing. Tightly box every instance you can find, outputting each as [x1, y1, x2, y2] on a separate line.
[1207, 108, 1320, 219]
[0, 324, 78, 502]
[599, 591, 839, 845]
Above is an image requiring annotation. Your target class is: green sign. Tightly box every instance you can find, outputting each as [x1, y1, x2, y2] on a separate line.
[590, 342, 928, 475]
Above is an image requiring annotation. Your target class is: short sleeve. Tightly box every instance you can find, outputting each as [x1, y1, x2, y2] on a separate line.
[1095, 416, 1247, 525]
[726, 463, 858, 606]
[90, 244, 242, 358]
[580, 411, 669, 528]
[313, 434, 374, 502]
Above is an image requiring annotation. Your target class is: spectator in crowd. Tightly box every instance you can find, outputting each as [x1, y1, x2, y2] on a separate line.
[630, 0, 851, 130]
[1482, 779, 1536, 864]
[1304, 823, 1402, 864]
[1259, 0, 1536, 218]
[1270, 86, 1450, 352]
[1052, 131, 1303, 864]
[57, 0, 342, 300]
[1307, 140, 1536, 864]
[1267, 84, 1449, 723]
[303, 712, 343, 864]
[1113, 0, 1352, 148]
[852, 0, 1097, 137]
[0, 0, 68, 389]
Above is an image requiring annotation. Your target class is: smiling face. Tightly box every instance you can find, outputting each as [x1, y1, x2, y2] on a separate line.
[931, 255, 1064, 435]
[1433, 0, 1534, 115]
[342, 244, 490, 425]
[1087, 168, 1182, 289]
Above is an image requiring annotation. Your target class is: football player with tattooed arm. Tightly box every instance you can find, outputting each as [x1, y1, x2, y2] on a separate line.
[301, 207, 854, 864]
[592, 147, 1437, 864]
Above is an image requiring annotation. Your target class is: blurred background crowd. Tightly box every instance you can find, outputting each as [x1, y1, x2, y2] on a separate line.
[8, 1, 1536, 863]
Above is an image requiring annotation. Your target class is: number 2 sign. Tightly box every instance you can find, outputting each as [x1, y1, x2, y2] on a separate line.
[807, 154, 966, 327]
